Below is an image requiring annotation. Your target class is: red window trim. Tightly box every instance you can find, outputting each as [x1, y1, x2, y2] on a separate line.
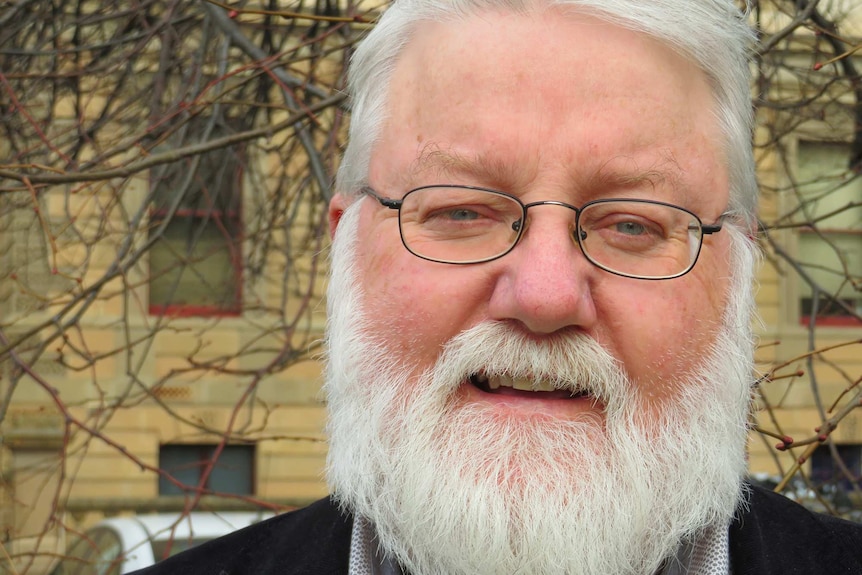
[148, 303, 243, 318]
[800, 315, 862, 327]
[799, 296, 862, 327]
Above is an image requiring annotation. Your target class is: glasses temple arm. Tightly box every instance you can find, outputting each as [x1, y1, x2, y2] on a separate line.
[361, 186, 402, 210]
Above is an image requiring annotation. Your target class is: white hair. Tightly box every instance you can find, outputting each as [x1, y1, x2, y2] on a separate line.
[336, 0, 758, 230]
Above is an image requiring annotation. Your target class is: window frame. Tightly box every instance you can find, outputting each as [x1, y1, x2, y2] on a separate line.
[147, 204, 244, 318]
[147, 121, 245, 318]
[797, 225, 862, 327]
[792, 140, 862, 327]
[157, 443, 256, 497]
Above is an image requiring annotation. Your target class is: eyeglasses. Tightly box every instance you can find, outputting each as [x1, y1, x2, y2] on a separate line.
[362, 185, 723, 280]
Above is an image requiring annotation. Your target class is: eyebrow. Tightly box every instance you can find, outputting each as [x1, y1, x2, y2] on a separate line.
[406, 144, 533, 190]
[585, 166, 668, 194]
[583, 154, 688, 200]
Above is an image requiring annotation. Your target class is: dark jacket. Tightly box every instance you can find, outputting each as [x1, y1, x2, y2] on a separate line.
[132, 485, 862, 574]
[729, 486, 862, 574]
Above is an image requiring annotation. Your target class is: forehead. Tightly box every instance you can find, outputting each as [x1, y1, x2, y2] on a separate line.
[369, 9, 726, 208]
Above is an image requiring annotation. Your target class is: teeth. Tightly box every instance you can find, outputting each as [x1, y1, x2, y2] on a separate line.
[489, 375, 558, 392]
[510, 376, 532, 391]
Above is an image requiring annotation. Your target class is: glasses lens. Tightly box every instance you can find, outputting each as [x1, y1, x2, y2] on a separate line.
[398, 186, 524, 263]
[578, 200, 702, 279]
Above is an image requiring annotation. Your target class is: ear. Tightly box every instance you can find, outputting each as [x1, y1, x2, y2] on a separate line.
[328, 193, 351, 239]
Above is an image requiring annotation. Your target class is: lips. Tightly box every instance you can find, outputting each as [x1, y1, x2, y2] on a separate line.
[469, 372, 589, 400]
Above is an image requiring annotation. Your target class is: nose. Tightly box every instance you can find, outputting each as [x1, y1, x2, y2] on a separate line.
[486, 208, 598, 335]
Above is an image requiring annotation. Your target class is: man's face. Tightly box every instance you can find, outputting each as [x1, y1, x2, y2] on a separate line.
[325, 11, 753, 575]
[331, 11, 732, 424]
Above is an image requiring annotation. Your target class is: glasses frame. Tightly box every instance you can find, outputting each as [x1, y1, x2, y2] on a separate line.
[362, 185, 724, 280]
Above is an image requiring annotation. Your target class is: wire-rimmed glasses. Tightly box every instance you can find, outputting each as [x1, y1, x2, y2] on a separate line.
[362, 185, 723, 280]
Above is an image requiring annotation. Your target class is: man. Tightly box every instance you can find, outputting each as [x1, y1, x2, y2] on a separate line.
[135, 0, 862, 573]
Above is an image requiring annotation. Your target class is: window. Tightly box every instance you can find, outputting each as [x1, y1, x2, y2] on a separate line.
[158, 444, 254, 496]
[794, 142, 862, 325]
[148, 119, 243, 317]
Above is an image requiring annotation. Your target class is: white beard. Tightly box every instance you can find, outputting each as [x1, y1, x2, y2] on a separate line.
[325, 201, 756, 575]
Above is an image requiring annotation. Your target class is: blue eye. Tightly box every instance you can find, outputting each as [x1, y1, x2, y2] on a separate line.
[614, 221, 647, 235]
[448, 209, 480, 221]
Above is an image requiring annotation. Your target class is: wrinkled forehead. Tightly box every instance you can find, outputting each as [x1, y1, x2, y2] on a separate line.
[370, 9, 723, 207]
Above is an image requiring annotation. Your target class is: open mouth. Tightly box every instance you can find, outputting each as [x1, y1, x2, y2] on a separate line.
[469, 372, 589, 400]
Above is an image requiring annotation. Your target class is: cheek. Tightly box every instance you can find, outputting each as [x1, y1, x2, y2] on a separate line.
[599, 272, 729, 399]
[356, 242, 486, 366]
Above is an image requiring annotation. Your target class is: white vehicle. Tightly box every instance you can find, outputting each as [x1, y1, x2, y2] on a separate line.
[50, 511, 272, 574]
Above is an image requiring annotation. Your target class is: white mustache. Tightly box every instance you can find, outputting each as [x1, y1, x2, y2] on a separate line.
[428, 321, 626, 405]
